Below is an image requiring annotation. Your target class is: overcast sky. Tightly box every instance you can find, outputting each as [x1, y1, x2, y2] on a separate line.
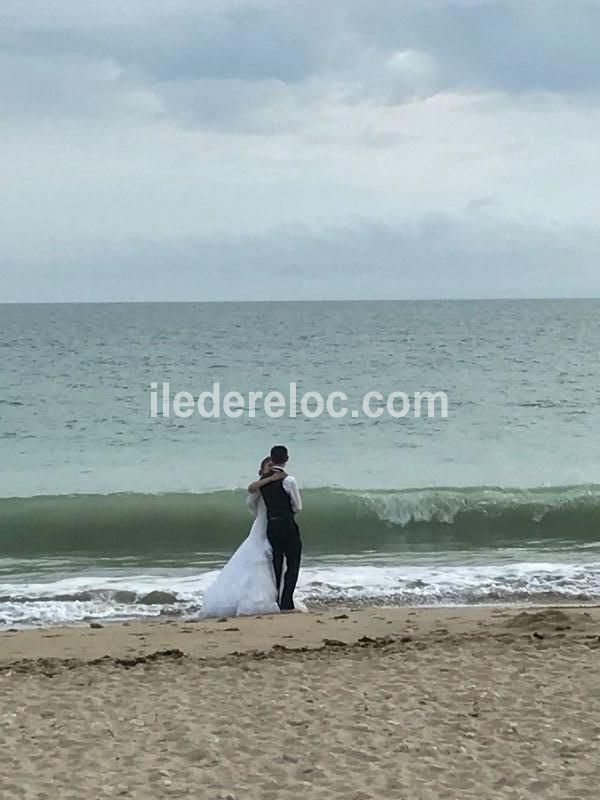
[2, 0, 599, 302]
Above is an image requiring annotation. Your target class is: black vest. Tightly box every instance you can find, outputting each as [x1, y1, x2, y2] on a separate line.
[260, 472, 294, 518]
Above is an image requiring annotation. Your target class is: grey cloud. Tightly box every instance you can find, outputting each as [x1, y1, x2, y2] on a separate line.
[3, 0, 600, 126]
[1, 1, 599, 303]
[1, 3, 318, 84]
[4, 215, 600, 303]
[0, 52, 156, 120]
[402, 1, 600, 94]
[321, 1, 600, 96]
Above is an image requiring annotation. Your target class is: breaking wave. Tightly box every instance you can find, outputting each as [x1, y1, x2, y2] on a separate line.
[1, 484, 600, 555]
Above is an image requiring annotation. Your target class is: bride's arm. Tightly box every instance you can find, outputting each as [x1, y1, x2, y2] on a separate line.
[246, 472, 286, 494]
[246, 491, 259, 517]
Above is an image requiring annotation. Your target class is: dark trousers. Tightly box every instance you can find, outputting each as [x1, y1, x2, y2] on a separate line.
[267, 516, 302, 611]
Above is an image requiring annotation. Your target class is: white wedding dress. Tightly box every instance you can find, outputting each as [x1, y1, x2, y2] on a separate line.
[201, 492, 281, 618]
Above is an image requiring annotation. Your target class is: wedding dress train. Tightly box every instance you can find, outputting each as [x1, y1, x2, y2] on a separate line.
[201, 493, 281, 618]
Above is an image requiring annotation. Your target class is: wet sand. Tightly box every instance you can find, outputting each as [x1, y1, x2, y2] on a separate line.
[1, 606, 600, 799]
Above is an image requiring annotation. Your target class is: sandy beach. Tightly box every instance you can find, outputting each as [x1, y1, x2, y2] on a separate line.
[1, 606, 599, 799]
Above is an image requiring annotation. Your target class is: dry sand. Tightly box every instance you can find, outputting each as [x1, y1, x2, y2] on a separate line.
[1, 605, 600, 799]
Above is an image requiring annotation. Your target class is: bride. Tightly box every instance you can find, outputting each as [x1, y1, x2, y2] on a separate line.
[201, 457, 290, 618]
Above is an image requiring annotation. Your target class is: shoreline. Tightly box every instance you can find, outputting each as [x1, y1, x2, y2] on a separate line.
[3, 597, 600, 636]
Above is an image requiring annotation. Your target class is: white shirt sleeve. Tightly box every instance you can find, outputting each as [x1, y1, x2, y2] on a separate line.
[246, 491, 259, 517]
[282, 476, 302, 513]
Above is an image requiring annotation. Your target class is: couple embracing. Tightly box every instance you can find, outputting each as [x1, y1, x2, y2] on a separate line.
[202, 445, 305, 618]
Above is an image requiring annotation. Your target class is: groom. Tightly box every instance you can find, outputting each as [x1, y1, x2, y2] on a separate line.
[260, 445, 303, 611]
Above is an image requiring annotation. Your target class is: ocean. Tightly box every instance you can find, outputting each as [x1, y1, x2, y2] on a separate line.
[1, 299, 600, 627]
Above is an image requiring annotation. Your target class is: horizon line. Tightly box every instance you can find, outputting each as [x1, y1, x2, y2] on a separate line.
[1, 296, 600, 306]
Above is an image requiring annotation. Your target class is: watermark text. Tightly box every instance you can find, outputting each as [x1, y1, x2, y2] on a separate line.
[149, 382, 448, 420]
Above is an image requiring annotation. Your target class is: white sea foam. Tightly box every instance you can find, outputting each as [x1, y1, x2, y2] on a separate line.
[2, 560, 600, 628]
